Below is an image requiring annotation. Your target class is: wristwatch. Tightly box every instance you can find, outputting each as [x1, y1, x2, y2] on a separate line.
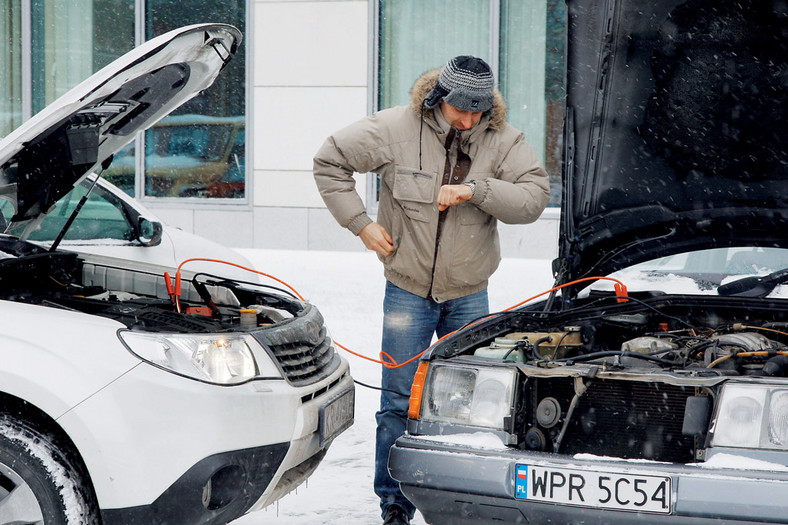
[463, 180, 477, 197]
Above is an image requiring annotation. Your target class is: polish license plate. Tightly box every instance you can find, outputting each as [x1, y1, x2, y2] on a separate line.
[514, 464, 671, 514]
[319, 387, 354, 446]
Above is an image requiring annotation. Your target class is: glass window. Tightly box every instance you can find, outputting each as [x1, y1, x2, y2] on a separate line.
[1, 182, 134, 242]
[2, 1, 134, 133]
[378, 0, 565, 207]
[3, 1, 243, 202]
[501, 0, 565, 207]
[30, 0, 94, 114]
[29, 0, 133, 114]
[379, 0, 491, 109]
[142, 115, 245, 198]
[92, 0, 135, 70]
[0, 1, 23, 138]
[143, 0, 246, 200]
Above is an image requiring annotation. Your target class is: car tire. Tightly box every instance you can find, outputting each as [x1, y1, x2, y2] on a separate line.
[0, 416, 99, 525]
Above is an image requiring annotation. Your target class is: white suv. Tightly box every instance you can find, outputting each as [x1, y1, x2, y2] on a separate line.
[0, 24, 354, 524]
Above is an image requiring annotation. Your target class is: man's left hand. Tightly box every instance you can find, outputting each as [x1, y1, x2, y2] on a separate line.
[438, 184, 473, 211]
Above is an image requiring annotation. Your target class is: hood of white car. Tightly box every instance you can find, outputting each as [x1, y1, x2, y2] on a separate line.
[557, 0, 788, 284]
[0, 23, 241, 234]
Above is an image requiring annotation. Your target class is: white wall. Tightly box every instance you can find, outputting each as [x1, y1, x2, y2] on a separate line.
[155, 0, 559, 260]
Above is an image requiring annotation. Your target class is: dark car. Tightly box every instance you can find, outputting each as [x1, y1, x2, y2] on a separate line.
[388, 1, 788, 524]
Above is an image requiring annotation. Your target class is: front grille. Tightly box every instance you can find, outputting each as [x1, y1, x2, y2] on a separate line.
[531, 378, 696, 463]
[267, 327, 335, 384]
[253, 304, 338, 385]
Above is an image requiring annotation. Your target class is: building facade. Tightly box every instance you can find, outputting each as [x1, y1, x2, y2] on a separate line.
[1, 0, 562, 258]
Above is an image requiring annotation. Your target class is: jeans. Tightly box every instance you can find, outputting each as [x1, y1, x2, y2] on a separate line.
[374, 281, 489, 519]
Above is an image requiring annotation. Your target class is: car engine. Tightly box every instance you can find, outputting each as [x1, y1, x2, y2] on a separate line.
[0, 236, 336, 385]
[435, 292, 788, 464]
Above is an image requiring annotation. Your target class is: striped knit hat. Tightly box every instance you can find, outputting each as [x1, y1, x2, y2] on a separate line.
[423, 55, 495, 113]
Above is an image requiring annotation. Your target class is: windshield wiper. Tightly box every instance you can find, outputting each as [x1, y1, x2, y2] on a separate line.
[716, 267, 788, 298]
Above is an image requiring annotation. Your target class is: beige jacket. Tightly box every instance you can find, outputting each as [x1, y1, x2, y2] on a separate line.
[314, 69, 550, 302]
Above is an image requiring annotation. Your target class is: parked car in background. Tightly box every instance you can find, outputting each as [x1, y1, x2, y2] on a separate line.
[0, 23, 353, 524]
[104, 113, 245, 198]
[389, 1, 788, 524]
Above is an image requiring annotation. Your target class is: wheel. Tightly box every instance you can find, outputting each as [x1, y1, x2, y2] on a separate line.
[0, 416, 99, 525]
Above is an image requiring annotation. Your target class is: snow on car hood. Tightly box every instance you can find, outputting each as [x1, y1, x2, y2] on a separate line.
[557, 0, 788, 284]
[0, 23, 241, 235]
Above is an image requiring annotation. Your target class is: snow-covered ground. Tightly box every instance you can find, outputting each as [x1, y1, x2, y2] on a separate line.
[229, 249, 554, 525]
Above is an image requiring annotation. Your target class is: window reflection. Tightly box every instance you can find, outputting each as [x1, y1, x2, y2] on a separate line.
[0, 1, 23, 137]
[2, 0, 245, 201]
[30, 0, 134, 114]
[0, 181, 133, 242]
[144, 0, 246, 199]
[144, 115, 244, 198]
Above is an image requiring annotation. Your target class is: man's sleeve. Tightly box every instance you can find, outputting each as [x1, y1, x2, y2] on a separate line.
[313, 115, 389, 236]
[468, 130, 551, 225]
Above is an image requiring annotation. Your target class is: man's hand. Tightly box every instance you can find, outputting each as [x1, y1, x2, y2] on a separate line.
[438, 184, 474, 211]
[359, 222, 394, 256]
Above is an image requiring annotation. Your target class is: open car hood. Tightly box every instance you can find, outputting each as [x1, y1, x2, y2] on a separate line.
[557, 0, 788, 285]
[0, 23, 241, 235]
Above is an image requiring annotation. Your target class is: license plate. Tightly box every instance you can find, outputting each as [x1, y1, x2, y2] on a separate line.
[319, 387, 354, 446]
[514, 464, 671, 514]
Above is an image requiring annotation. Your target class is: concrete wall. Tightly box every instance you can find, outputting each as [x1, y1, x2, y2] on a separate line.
[152, 0, 560, 260]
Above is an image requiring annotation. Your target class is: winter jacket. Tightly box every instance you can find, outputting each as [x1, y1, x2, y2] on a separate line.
[314, 69, 550, 302]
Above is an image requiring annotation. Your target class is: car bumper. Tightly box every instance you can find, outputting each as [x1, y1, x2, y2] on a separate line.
[100, 443, 290, 525]
[58, 356, 354, 524]
[389, 434, 788, 525]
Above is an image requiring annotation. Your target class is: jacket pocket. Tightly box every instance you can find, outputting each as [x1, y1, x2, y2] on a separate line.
[393, 167, 436, 222]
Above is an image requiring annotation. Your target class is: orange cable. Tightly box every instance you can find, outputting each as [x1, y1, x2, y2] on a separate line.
[167, 260, 628, 370]
[172, 257, 306, 302]
[371, 275, 628, 369]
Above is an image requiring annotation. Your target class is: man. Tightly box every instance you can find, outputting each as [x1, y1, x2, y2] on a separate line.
[314, 56, 550, 525]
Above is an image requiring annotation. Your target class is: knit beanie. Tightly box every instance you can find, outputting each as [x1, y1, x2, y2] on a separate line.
[423, 55, 495, 113]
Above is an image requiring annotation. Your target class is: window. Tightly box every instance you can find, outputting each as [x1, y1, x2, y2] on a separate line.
[29, 1, 132, 115]
[0, 181, 134, 242]
[1, 1, 246, 202]
[377, 0, 565, 206]
[142, 0, 247, 200]
[0, 1, 23, 138]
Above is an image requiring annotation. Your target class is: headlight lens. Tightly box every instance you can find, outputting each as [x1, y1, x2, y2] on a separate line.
[119, 331, 280, 384]
[420, 363, 516, 430]
[712, 383, 788, 450]
[769, 391, 788, 446]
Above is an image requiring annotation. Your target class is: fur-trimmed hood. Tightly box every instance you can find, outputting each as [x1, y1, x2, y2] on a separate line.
[409, 68, 508, 131]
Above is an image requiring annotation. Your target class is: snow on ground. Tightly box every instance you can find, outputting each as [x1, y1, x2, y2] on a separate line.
[229, 249, 554, 524]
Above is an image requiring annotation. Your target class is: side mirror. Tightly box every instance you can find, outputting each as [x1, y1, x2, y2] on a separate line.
[138, 217, 163, 247]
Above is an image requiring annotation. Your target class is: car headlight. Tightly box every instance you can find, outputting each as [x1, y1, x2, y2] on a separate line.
[119, 331, 281, 385]
[712, 383, 788, 450]
[416, 362, 516, 430]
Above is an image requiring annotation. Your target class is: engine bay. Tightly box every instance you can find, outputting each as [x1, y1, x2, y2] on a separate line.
[464, 292, 788, 378]
[0, 236, 303, 334]
[435, 292, 788, 463]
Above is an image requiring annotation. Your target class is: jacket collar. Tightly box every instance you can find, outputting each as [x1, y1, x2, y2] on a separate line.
[431, 103, 492, 149]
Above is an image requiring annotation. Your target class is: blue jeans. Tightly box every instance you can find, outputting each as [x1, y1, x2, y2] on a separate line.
[375, 281, 489, 519]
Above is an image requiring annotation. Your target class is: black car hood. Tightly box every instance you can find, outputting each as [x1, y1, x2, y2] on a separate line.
[557, 0, 788, 284]
[0, 23, 241, 236]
